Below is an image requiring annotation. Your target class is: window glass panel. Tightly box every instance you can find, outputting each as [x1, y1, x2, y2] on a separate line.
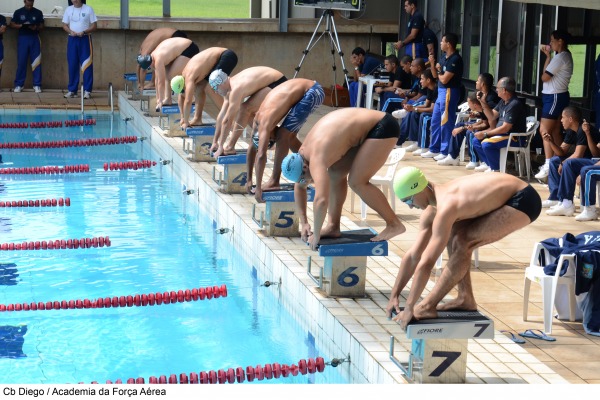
[87, 0, 249, 18]
[568, 45, 585, 98]
[465, 0, 481, 81]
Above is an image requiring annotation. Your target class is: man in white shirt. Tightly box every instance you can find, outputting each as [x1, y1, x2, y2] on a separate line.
[62, 0, 97, 99]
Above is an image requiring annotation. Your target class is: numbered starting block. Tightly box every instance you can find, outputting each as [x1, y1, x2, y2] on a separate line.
[185, 125, 216, 162]
[390, 310, 494, 383]
[251, 183, 315, 237]
[307, 228, 387, 297]
[212, 152, 247, 194]
[123, 72, 153, 96]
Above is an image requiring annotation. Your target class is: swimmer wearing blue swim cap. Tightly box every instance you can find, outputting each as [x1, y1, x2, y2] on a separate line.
[281, 153, 306, 183]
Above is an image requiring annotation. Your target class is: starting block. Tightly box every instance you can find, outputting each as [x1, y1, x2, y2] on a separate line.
[389, 310, 494, 383]
[252, 183, 315, 237]
[307, 228, 387, 297]
[212, 152, 247, 194]
[185, 126, 215, 162]
[123, 72, 153, 96]
[159, 105, 196, 137]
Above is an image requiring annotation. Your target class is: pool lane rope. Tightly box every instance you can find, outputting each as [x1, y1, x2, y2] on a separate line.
[0, 285, 227, 313]
[0, 197, 71, 207]
[1, 236, 110, 251]
[103, 160, 157, 171]
[0, 136, 137, 149]
[0, 164, 90, 175]
[0, 119, 97, 129]
[95, 356, 334, 384]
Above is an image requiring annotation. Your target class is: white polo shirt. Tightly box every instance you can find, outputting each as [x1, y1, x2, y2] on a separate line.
[62, 4, 97, 33]
[543, 50, 573, 94]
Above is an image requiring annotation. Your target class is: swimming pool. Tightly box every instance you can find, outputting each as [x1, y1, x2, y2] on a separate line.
[0, 111, 348, 384]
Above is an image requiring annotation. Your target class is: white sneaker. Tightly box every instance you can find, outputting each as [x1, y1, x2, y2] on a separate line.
[542, 199, 559, 208]
[412, 148, 425, 156]
[404, 142, 419, 152]
[484, 168, 497, 173]
[474, 163, 490, 172]
[465, 161, 479, 170]
[575, 206, 598, 221]
[421, 151, 439, 158]
[392, 109, 408, 119]
[437, 155, 459, 166]
[546, 203, 575, 217]
[535, 165, 549, 180]
[33, 86, 42, 93]
[433, 153, 446, 161]
[64, 91, 76, 98]
[83, 91, 91, 99]
[13, 86, 22, 93]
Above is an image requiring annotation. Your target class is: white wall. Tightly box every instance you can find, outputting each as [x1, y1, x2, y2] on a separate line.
[0, 0, 65, 15]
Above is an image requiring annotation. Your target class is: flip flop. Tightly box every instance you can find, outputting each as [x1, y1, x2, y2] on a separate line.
[518, 329, 556, 342]
[500, 330, 526, 344]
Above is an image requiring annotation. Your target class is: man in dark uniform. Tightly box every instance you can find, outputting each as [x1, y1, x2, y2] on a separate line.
[0, 14, 6, 84]
[394, 0, 426, 59]
[422, 23, 438, 62]
[9, 0, 44, 93]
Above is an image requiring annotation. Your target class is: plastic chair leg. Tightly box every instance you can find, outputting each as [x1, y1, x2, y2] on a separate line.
[523, 277, 531, 321]
[541, 277, 555, 334]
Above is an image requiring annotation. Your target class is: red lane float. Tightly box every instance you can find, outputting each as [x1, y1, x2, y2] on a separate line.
[99, 357, 326, 385]
[0, 136, 138, 149]
[0, 197, 71, 208]
[0, 164, 90, 175]
[0, 284, 227, 313]
[0, 122, 29, 129]
[64, 118, 96, 127]
[0, 235, 109, 251]
[103, 160, 157, 171]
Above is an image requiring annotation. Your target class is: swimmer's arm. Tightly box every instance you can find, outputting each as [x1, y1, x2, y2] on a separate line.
[387, 208, 434, 316]
[182, 79, 196, 125]
[213, 98, 229, 146]
[404, 208, 455, 311]
[254, 126, 271, 193]
[246, 144, 256, 193]
[219, 93, 243, 147]
[138, 66, 147, 92]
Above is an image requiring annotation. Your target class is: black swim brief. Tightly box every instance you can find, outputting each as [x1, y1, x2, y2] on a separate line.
[172, 30, 188, 39]
[365, 113, 400, 140]
[505, 184, 542, 222]
[204, 50, 239, 81]
[181, 42, 200, 59]
[268, 75, 288, 89]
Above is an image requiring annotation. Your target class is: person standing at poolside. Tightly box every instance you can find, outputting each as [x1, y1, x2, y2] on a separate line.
[10, 0, 44, 93]
[281, 108, 406, 250]
[62, 0, 98, 99]
[534, 30, 573, 180]
[0, 14, 6, 85]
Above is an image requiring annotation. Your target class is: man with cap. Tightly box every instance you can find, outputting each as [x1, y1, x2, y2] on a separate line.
[209, 66, 287, 158]
[136, 28, 187, 92]
[144, 37, 200, 111]
[170, 47, 238, 130]
[386, 167, 541, 329]
[246, 78, 324, 202]
[281, 108, 406, 251]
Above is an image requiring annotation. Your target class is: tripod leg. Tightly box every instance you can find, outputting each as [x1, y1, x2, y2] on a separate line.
[326, 31, 339, 106]
[294, 13, 327, 78]
[328, 15, 350, 88]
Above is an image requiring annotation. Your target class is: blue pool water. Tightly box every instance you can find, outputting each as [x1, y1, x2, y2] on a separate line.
[0, 112, 348, 384]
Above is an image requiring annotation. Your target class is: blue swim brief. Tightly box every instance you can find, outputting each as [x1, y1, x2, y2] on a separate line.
[281, 82, 324, 133]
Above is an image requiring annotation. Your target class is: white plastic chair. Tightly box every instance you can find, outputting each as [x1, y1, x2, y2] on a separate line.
[499, 116, 539, 180]
[523, 242, 577, 334]
[455, 102, 471, 162]
[350, 147, 405, 220]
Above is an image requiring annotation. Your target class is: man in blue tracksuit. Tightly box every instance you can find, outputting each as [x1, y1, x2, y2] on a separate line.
[62, 0, 98, 99]
[9, 0, 44, 93]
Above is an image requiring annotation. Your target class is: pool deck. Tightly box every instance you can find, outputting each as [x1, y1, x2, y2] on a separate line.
[3, 89, 600, 384]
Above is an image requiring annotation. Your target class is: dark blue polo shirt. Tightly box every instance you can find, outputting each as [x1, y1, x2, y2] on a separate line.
[563, 125, 600, 159]
[359, 55, 382, 76]
[485, 90, 500, 110]
[393, 68, 413, 90]
[426, 86, 438, 104]
[0, 15, 7, 40]
[495, 95, 527, 134]
[422, 27, 438, 58]
[12, 6, 44, 37]
[406, 11, 425, 44]
[438, 52, 463, 89]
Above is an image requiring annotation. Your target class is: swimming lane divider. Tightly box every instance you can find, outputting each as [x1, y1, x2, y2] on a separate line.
[0, 164, 90, 175]
[0, 285, 228, 313]
[0, 119, 97, 129]
[0, 236, 110, 251]
[96, 356, 327, 384]
[0, 136, 138, 149]
[0, 197, 71, 207]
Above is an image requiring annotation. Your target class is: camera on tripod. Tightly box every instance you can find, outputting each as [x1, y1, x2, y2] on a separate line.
[294, 0, 362, 11]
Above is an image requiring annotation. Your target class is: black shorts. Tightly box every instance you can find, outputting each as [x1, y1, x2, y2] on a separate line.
[268, 75, 288, 89]
[505, 184, 542, 222]
[204, 50, 238, 81]
[365, 113, 400, 140]
[181, 42, 200, 59]
[172, 30, 188, 39]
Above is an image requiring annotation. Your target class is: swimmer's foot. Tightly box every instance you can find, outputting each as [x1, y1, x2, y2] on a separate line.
[320, 223, 342, 239]
[413, 304, 439, 321]
[222, 149, 238, 156]
[436, 297, 478, 312]
[371, 222, 406, 241]
[262, 181, 282, 192]
[189, 118, 203, 126]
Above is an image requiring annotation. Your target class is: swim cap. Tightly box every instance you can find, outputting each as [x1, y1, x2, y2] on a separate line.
[252, 131, 274, 150]
[393, 166, 428, 200]
[208, 69, 228, 92]
[171, 75, 185, 94]
[137, 54, 152, 70]
[281, 153, 304, 183]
